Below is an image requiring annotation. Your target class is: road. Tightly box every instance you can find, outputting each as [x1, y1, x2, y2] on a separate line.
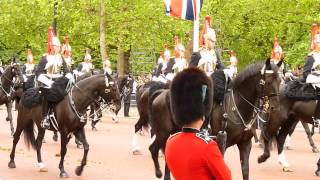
[0, 107, 320, 180]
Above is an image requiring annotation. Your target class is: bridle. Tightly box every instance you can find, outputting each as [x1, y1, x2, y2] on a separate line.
[224, 64, 280, 130]
[0, 64, 23, 97]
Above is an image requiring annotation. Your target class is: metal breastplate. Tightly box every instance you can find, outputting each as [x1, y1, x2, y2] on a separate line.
[312, 53, 320, 73]
[81, 62, 92, 73]
[25, 63, 35, 75]
[46, 54, 63, 75]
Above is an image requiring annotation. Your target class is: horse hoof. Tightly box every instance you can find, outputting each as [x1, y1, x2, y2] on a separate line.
[164, 176, 171, 180]
[257, 156, 267, 164]
[312, 147, 320, 153]
[155, 169, 162, 178]
[285, 146, 293, 150]
[315, 170, 320, 176]
[92, 127, 97, 131]
[6, 117, 11, 122]
[132, 149, 142, 155]
[8, 161, 16, 168]
[59, 172, 69, 178]
[283, 167, 293, 172]
[39, 167, 48, 172]
[55, 153, 61, 157]
[53, 135, 58, 142]
[75, 166, 83, 176]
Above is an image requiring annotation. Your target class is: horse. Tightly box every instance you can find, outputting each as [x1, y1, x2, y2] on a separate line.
[0, 63, 24, 136]
[8, 73, 121, 178]
[258, 82, 320, 175]
[131, 81, 170, 153]
[144, 59, 281, 180]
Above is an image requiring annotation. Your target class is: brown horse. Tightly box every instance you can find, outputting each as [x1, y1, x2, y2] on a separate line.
[209, 60, 281, 180]
[8, 73, 121, 178]
[258, 83, 320, 175]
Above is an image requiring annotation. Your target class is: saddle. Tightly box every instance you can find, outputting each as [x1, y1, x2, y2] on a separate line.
[284, 80, 319, 101]
[21, 77, 69, 108]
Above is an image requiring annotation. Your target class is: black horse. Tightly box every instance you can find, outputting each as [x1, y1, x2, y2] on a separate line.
[138, 59, 281, 180]
[8, 73, 121, 178]
[258, 82, 320, 175]
[0, 63, 24, 136]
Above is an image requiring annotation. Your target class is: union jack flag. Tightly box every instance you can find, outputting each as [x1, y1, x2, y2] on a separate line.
[164, 0, 203, 21]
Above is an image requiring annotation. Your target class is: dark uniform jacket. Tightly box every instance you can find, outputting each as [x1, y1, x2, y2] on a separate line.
[302, 55, 316, 82]
[163, 58, 175, 75]
[165, 128, 231, 180]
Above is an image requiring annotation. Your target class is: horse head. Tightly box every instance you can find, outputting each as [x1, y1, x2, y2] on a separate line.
[258, 58, 282, 112]
[99, 73, 122, 114]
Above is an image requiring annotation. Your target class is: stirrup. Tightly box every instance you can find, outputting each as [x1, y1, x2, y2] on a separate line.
[41, 115, 50, 129]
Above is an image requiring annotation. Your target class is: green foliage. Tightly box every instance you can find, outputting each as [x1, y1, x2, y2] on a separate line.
[1, 0, 320, 72]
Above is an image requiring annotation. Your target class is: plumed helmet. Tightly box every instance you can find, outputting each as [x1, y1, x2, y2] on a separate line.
[52, 36, 61, 47]
[200, 16, 216, 46]
[271, 37, 283, 59]
[311, 23, 320, 51]
[170, 68, 213, 127]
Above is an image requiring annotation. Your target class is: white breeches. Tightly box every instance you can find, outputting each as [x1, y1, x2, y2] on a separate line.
[306, 74, 320, 88]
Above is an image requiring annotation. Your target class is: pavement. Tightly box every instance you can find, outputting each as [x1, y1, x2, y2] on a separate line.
[0, 106, 320, 180]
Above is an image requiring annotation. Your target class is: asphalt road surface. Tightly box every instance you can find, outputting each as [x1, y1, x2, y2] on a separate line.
[0, 107, 320, 180]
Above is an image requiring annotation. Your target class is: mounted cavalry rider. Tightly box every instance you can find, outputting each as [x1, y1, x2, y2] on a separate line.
[35, 26, 74, 127]
[103, 57, 112, 75]
[61, 35, 73, 71]
[270, 37, 288, 82]
[24, 49, 36, 76]
[223, 50, 238, 79]
[151, 51, 164, 79]
[172, 36, 187, 74]
[189, 15, 224, 75]
[77, 48, 94, 75]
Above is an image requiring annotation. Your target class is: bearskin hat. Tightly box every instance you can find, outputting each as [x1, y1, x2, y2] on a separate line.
[170, 68, 213, 127]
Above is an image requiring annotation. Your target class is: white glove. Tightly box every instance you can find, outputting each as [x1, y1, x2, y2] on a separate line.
[65, 73, 75, 84]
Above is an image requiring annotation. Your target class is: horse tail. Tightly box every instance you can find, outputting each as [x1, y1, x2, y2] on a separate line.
[23, 120, 37, 150]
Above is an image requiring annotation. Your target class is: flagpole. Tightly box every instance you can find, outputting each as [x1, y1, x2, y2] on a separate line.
[193, 0, 200, 52]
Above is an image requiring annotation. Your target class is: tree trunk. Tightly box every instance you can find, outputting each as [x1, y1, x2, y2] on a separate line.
[99, 0, 107, 62]
[117, 49, 130, 76]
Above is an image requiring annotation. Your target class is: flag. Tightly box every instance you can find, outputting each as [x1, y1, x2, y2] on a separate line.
[164, 0, 203, 21]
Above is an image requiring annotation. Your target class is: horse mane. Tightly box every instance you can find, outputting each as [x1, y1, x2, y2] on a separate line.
[232, 61, 278, 88]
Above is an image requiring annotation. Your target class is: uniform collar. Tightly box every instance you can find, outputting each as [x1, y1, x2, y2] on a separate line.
[182, 127, 200, 133]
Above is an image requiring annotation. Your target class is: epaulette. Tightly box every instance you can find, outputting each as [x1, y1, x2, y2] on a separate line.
[196, 129, 214, 144]
[168, 132, 182, 140]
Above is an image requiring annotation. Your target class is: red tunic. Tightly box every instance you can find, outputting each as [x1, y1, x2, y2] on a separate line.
[165, 128, 231, 180]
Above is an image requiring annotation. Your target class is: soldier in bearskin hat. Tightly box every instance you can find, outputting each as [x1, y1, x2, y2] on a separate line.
[165, 68, 231, 180]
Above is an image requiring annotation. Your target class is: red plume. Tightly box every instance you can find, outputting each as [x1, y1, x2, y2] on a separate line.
[311, 23, 318, 51]
[200, 16, 211, 46]
[47, 26, 54, 54]
[271, 37, 279, 59]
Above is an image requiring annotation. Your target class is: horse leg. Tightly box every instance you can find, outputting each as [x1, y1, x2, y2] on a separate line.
[59, 132, 69, 178]
[315, 158, 320, 176]
[8, 118, 25, 168]
[237, 140, 252, 180]
[6, 102, 14, 136]
[36, 128, 47, 172]
[301, 121, 319, 153]
[53, 131, 58, 142]
[284, 120, 299, 150]
[74, 128, 89, 176]
[161, 137, 171, 180]
[131, 118, 145, 154]
[276, 118, 297, 172]
[149, 135, 163, 178]
[253, 130, 259, 143]
[258, 130, 272, 163]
